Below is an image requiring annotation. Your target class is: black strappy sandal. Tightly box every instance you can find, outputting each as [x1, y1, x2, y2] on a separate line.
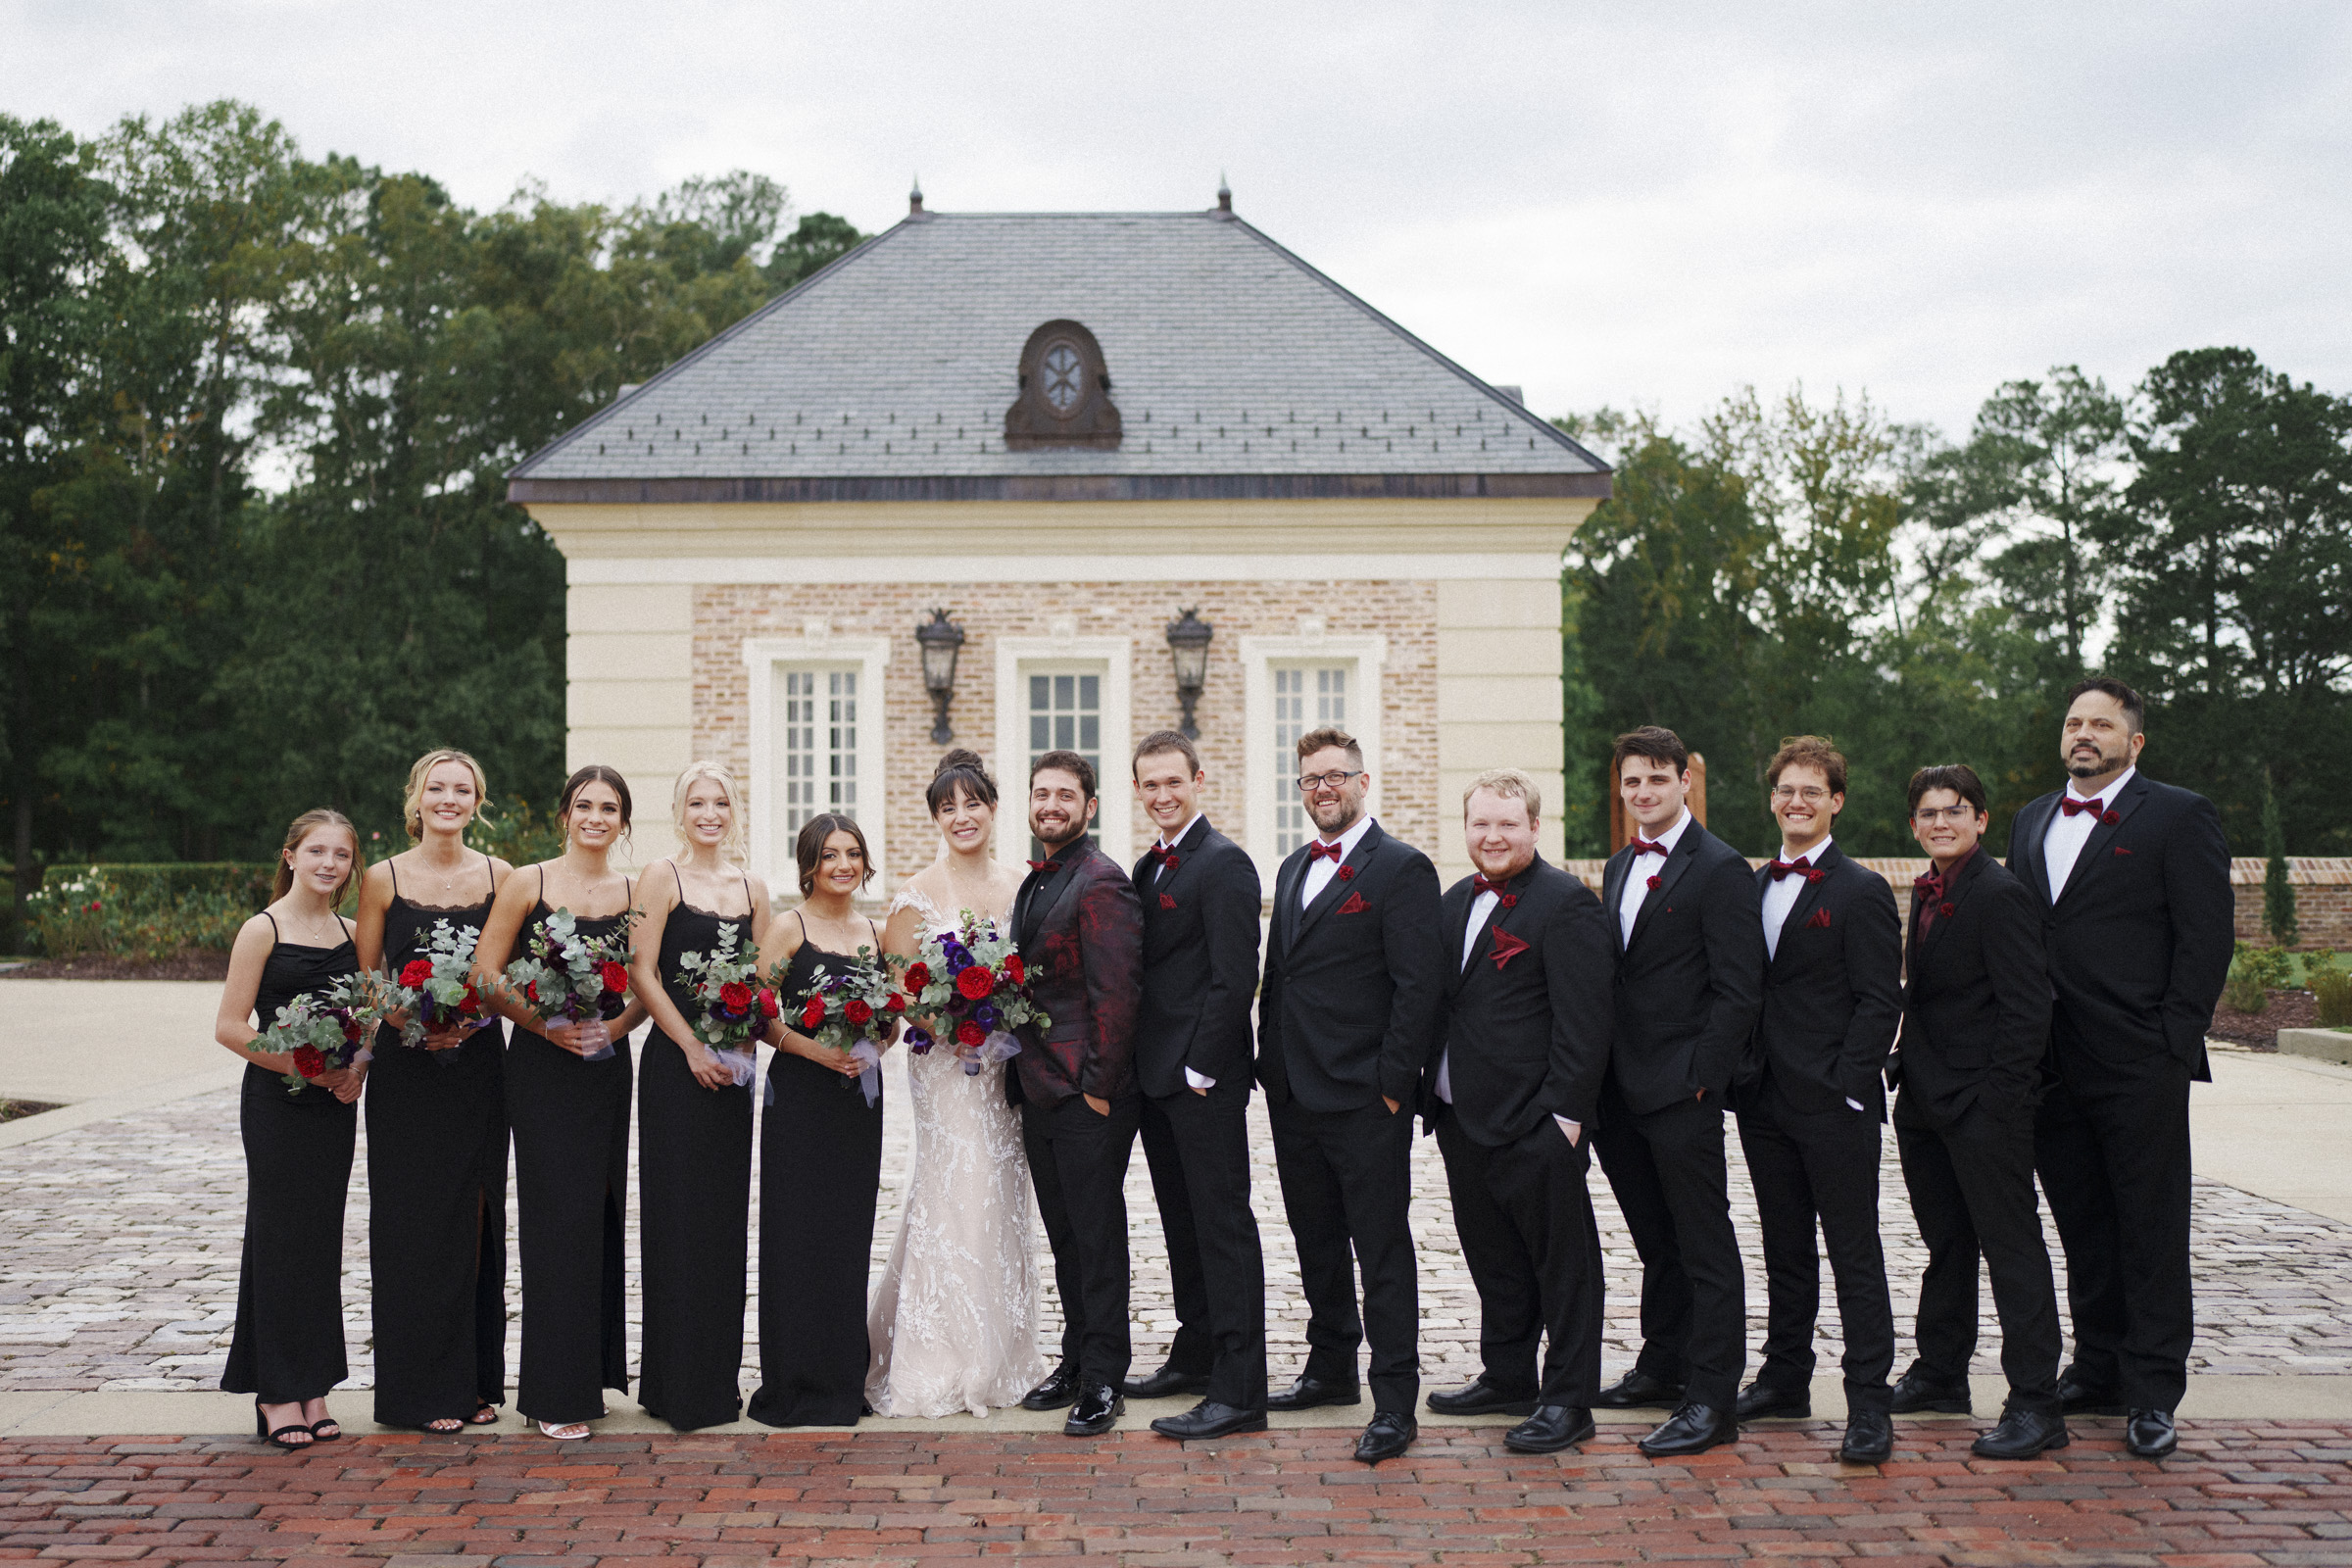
[255, 1399, 314, 1451]
[307, 1413, 343, 1442]
[468, 1400, 502, 1425]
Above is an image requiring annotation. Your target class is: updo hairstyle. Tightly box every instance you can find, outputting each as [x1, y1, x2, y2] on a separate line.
[925, 748, 998, 816]
[401, 748, 489, 841]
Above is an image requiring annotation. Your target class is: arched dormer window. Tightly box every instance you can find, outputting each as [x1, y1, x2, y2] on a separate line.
[1004, 319, 1123, 449]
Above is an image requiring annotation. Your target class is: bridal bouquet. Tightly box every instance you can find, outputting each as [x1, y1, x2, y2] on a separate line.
[387, 919, 488, 1048]
[787, 945, 901, 1104]
[675, 921, 778, 1087]
[899, 911, 1049, 1076]
[256, 973, 388, 1094]
[503, 906, 635, 1060]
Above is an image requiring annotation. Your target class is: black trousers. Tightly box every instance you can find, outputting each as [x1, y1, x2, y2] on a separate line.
[1735, 1080, 1894, 1408]
[2034, 1043, 2194, 1412]
[1435, 1111, 1603, 1408]
[1269, 1097, 1419, 1414]
[1022, 1092, 1142, 1387]
[1140, 1080, 1268, 1411]
[1893, 1092, 2061, 1412]
[1592, 1082, 1746, 1409]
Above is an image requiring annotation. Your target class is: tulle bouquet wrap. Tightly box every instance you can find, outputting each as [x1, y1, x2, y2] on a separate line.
[899, 911, 1049, 1076]
[787, 946, 902, 1105]
[677, 921, 777, 1088]
[385, 919, 487, 1050]
[257, 973, 390, 1094]
[502, 906, 636, 1060]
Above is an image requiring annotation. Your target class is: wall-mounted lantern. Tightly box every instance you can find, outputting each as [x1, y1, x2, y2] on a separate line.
[915, 608, 966, 745]
[1165, 607, 1213, 740]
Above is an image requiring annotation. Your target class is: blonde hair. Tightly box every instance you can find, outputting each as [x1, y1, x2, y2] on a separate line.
[272, 808, 361, 905]
[1463, 767, 1542, 820]
[402, 749, 490, 841]
[671, 760, 748, 862]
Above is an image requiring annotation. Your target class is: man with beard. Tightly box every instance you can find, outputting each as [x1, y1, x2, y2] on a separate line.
[1256, 727, 1445, 1464]
[1009, 750, 1145, 1437]
[2005, 677, 2230, 1459]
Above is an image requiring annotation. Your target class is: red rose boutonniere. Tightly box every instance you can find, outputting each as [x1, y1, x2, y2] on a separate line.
[1938, 901, 1955, 919]
[2101, 808, 2120, 824]
[1336, 865, 1355, 881]
[1499, 893, 1519, 908]
[1487, 928, 1530, 969]
[1805, 868, 1826, 884]
[1646, 874, 1662, 890]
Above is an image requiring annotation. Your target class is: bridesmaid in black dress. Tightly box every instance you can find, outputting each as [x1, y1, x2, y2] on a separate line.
[748, 811, 888, 1427]
[627, 761, 772, 1430]
[353, 749, 514, 1433]
[471, 764, 647, 1441]
[214, 808, 368, 1449]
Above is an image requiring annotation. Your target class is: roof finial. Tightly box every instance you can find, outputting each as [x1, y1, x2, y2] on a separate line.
[1215, 172, 1232, 214]
[908, 175, 923, 217]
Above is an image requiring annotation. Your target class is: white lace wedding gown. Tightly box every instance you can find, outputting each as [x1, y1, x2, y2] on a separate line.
[863, 886, 1049, 1416]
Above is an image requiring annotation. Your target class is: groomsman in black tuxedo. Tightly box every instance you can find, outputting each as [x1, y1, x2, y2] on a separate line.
[1009, 750, 1146, 1438]
[1890, 763, 2065, 1460]
[1420, 769, 1613, 1455]
[1589, 725, 1764, 1458]
[1730, 737, 1902, 1464]
[2006, 677, 2231, 1460]
[1123, 730, 1269, 1441]
[1256, 726, 1446, 1464]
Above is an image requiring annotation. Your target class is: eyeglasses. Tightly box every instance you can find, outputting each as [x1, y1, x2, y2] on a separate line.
[1912, 806, 1980, 825]
[1297, 769, 1363, 792]
[1771, 785, 1831, 804]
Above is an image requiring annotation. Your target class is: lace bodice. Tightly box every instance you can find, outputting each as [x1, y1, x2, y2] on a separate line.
[863, 884, 1047, 1416]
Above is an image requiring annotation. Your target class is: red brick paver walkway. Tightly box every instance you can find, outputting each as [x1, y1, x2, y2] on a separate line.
[6, 1422, 2352, 1567]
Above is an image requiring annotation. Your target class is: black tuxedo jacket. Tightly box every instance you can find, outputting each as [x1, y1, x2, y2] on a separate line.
[2005, 771, 2232, 1083]
[1420, 854, 1613, 1146]
[1893, 849, 2050, 1125]
[1745, 842, 1903, 1118]
[1131, 814, 1263, 1099]
[1599, 819, 1765, 1116]
[1008, 836, 1144, 1108]
[1255, 818, 1446, 1114]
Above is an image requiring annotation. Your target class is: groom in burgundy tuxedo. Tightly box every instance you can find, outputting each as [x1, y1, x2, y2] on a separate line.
[1008, 749, 1145, 1438]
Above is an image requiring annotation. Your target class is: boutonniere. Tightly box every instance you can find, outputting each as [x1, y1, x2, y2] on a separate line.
[1938, 901, 1955, 918]
[1804, 906, 1832, 929]
[1336, 865, 1355, 881]
[1499, 893, 1518, 908]
[1487, 928, 1530, 969]
[2101, 808, 2121, 824]
[1805, 868, 1825, 884]
[1159, 893, 1177, 909]
[1337, 891, 1370, 915]
[2112, 846, 2132, 857]
[1646, 874, 1661, 890]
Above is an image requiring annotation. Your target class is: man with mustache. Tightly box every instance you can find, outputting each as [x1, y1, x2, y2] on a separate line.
[2005, 677, 2231, 1459]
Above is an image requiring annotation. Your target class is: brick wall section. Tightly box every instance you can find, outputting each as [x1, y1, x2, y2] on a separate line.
[694, 579, 1439, 888]
[1560, 856, 2352, 950]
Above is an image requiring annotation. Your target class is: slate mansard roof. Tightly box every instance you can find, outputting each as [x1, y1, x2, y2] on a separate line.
[508, 208, 1609, 505]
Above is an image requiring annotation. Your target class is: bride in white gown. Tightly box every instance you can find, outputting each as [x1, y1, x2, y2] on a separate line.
[864, 749, 1050, 1416]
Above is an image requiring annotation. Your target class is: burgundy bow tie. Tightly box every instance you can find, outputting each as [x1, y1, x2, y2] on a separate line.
[1027, 858, 1060, 874]
[1629, 837, 1668, 858]
[1912, 869, 1942, 896]
[1306, 841, 1346, 863]
[1148, 845, 1181, 869]
[2061, 795, 2105, 818]
[1471, 874, 1509, 897]
[1768, 858, 1812, 880]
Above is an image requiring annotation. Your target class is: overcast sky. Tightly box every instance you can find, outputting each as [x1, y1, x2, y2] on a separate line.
[10, 0, 2348, 441]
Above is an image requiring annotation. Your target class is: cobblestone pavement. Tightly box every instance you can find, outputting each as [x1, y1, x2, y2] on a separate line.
[4, 1046, 2351, 1395]
[7, 1422, 2352, 1566]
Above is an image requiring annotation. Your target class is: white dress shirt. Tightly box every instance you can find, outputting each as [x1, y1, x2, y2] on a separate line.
[1155, 812, 1214, 1091]
[1434, 874, 1580, 1144]
[1617, 808, 1692, 947]
[1298, 811, 1376, 908]
[1761, 835, 1831, 961]
[2041, 765, 2135, 900]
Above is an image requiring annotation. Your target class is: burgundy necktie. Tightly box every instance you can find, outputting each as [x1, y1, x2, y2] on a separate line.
[1306, 841, 1345, 863]
[2060, 795, 2105, 818]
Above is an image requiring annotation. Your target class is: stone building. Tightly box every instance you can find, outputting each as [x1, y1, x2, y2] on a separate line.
[507, 191, 1609, 898]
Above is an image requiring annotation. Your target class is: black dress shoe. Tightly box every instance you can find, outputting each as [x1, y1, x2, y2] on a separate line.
[2125, 1407, 2178, 1459]
[2057, 1370, 2126, 1417]
[1732, 1382, 1811, 1422]
[1592, 1369, 1686, 1409]
[1020, 1366, 1082, 1411]
[1123, 1362, 1212, 1400]
[1150, 1398, 1268, 1441]
[1352, 1410, 1416, 1464]
[1888, 1366, 1972, 1415]
[1638, 1401, 1739, 1457]
[1503, 1404, 1594, 1453]
[1426, 1378, 1539, 1417]
[1971, 1406, 2070, 1459]
[1063, 1382, 1125, 1436]
[1838, 1407, 1893, 1464]
[1266, 1372, 1361, 1412]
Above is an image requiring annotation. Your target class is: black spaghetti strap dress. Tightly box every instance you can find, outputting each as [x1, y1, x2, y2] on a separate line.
[748, 912, 885, 1427]
[505, 871, 634, 1426]
[221, 915, 360, 1405]
[636, 865, 757, 1430]
[366, 854, 510, 1429]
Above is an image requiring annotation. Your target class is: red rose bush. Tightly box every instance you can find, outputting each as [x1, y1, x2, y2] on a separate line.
[898, 909, 1049, 1077]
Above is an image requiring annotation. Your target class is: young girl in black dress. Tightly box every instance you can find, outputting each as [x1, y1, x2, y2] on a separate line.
[748, 812, 888, 1427]
[353, 749, 514, 1433]
[471, 765, 647, 1441]
[627, 760, 773, 1430]
[214, 808, 367, 1450]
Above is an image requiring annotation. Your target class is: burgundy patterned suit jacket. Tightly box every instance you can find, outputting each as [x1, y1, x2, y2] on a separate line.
[1006, 837, 1144, 1109]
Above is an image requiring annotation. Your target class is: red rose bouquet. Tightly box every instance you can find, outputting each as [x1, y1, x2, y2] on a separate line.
[502, 906, 636, 1060]
[382, 918, 488, 1049]
[781, 943, 900, 1104]
[674, 920, 773, 1087]
[254, 972, 390, 1095]
[898, 910, 1049, 1076]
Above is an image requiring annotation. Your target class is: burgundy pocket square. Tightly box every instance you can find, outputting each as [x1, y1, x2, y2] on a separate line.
[1804, 907, 1833, 929]
[1337, 892, 1370, 915]
[1159, 893, 1178, 909]
[2113, 846, 2132, 857]
[1487, 929, 1530, 968]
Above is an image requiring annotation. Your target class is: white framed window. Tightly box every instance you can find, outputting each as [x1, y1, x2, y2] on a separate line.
[1242, 631, 1387, 885]
[993, 634, 1132, 870]
[744, 632, 891, 896]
